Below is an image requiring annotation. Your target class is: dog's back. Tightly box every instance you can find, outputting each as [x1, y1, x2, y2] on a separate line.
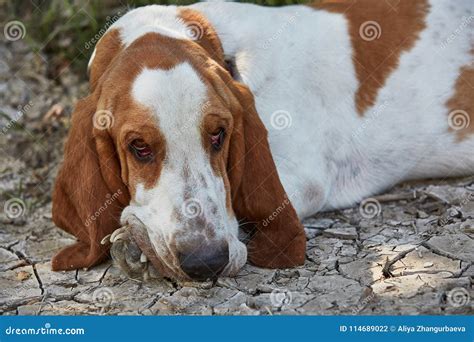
[193, 0, 473, 214]
[91, 0, 473, 215]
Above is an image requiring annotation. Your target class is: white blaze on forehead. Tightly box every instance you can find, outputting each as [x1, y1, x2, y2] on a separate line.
[132, 62, 208, 158]
[131, 61, 221, 218]
[126, 62, 243, 267]
[88, 5, 193, 68]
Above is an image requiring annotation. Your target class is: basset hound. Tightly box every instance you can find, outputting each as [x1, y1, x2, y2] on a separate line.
[52, 0, 474, 281]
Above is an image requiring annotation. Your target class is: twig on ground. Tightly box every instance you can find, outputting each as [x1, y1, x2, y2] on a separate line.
[420, 241, 471, 263]
[373, 191, 417, 203]
[382, 247, 416, 278]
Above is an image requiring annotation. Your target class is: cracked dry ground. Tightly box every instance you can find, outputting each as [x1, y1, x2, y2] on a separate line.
[1, 39, 473, 316]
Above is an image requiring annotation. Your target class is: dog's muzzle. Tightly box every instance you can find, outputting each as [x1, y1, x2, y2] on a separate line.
[103, 215, 240, 281]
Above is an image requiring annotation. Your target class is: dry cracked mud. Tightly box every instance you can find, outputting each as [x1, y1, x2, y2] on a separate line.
[0, 37, 473, 316]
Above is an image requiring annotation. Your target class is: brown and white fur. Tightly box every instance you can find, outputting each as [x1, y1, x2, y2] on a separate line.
[52, 0, 474, 281]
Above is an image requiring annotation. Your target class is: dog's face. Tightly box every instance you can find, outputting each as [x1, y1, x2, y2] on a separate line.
[97, 34, 247, 279]
[52, 27, 306, 280]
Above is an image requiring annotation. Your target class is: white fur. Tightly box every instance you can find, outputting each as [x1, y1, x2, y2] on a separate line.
[100, 1, 473, 275]
[112, 5, 189, 46]
[192, 1, 474, 214]
[88, 5, 191, 69]
[121, 63, 246, 277]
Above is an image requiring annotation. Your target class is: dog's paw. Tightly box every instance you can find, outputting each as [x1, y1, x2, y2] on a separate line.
[102, 226, 153, 281]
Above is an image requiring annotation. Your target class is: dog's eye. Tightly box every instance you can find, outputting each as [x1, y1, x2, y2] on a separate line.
[211, 129, 225, 151]
[129, 139, 153, 161]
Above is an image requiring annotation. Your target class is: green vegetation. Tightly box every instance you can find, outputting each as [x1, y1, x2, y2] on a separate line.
[4, 0, 314, 75]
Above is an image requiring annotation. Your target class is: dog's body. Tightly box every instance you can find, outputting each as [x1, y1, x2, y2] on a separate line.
[52, 0, 473, 280]
[193, 1, 474, 216]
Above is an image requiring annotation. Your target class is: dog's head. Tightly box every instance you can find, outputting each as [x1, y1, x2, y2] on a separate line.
[52, 7, 305, 280]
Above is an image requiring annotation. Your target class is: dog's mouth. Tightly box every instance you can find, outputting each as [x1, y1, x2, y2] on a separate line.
[102, 215, 247, 281]
[102, 215, 186, 280]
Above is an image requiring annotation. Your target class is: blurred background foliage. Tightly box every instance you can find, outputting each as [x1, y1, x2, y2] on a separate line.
[2, 0, 315, 77]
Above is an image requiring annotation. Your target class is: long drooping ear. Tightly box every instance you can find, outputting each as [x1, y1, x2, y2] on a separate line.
[51, 93, 130, 271]
[227, 82, 306, 268]
[88, 28, 123, 92]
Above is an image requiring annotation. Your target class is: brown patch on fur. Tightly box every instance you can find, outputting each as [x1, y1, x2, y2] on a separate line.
[52, 34, 191, 271]
[178, 8, 226, 68]
[201, 63, 306, 268]
[200, 91, 234, 214]
[229, 82, 306, 268]
[53, 30, 305, 272]
[51, 93, 130, 271]
[312, 0, 429, 114]
[446, 64, 474, 141]
[88, 29, 123, 92]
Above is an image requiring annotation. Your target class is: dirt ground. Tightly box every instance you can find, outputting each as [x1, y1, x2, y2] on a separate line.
[0, 37, 473, 316]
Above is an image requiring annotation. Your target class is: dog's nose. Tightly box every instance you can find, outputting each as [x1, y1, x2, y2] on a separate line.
[179, 242, 229, 281]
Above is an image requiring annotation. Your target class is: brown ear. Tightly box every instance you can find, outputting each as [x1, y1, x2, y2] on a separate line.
[88, 28, 123, 92]
[227, 82, 306, 268]
[178, 8, 226, 68]
[51, 93, 129, 271]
